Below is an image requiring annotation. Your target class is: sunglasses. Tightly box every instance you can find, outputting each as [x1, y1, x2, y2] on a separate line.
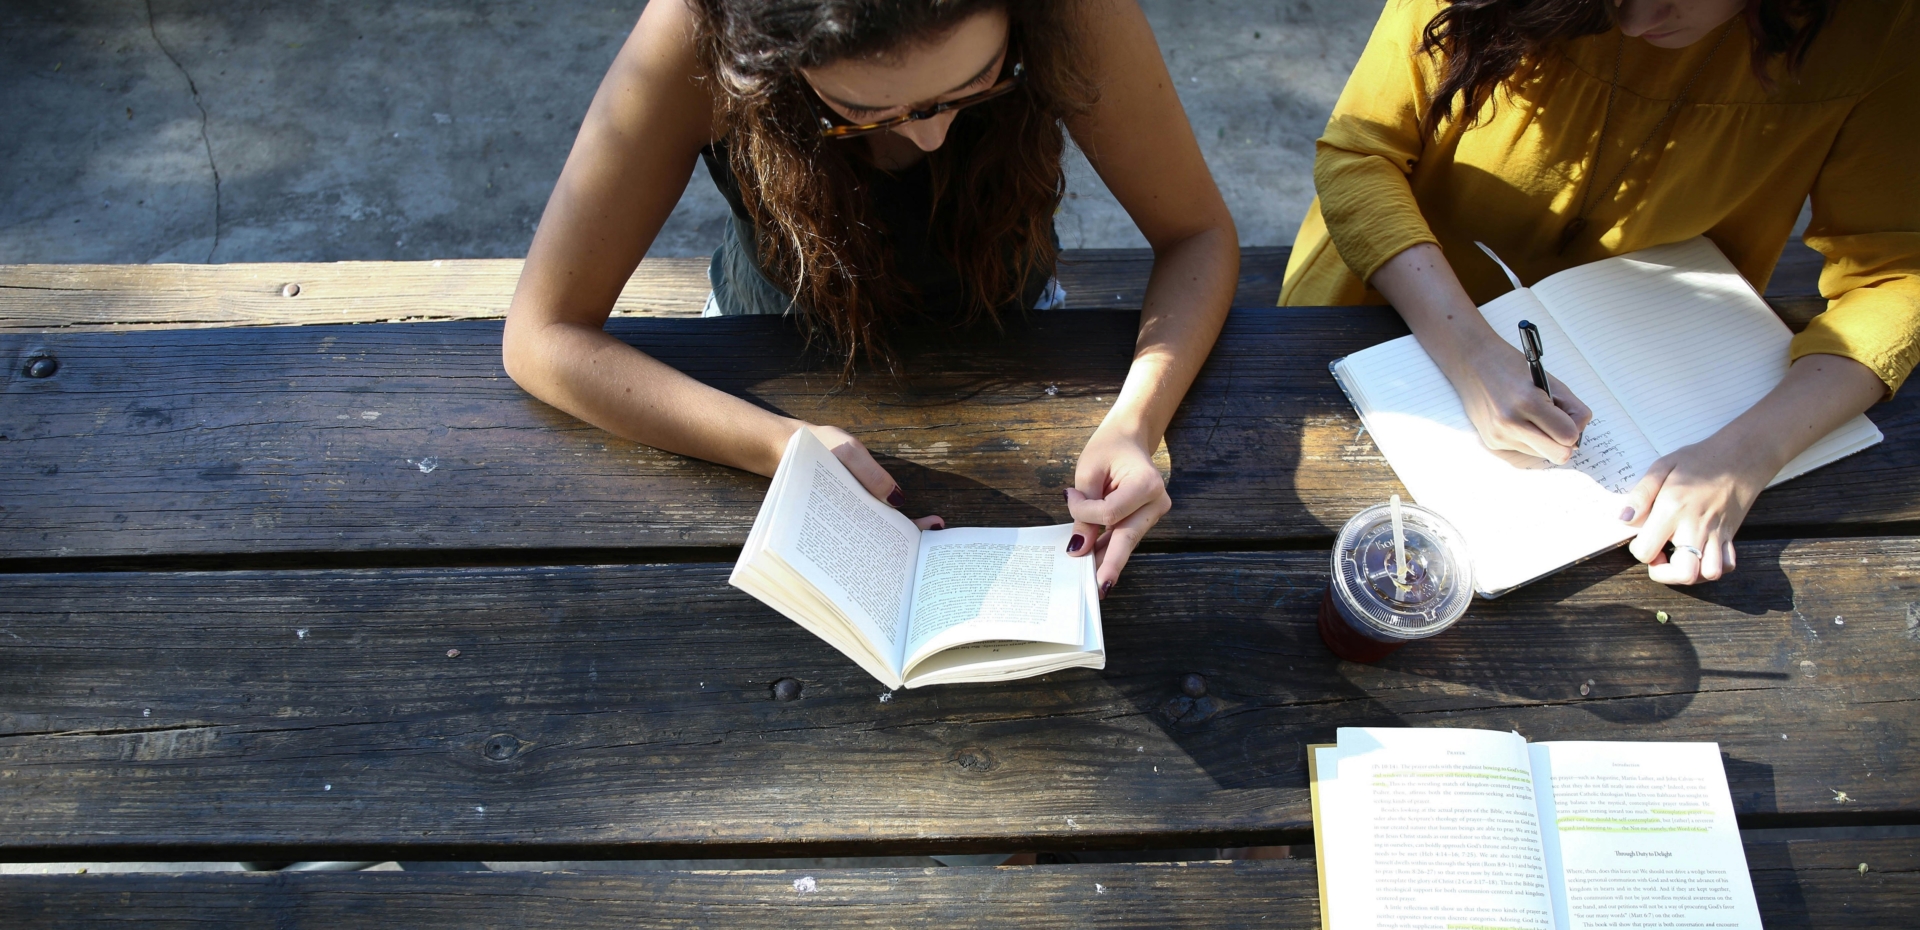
[814, 62, 1025, 139]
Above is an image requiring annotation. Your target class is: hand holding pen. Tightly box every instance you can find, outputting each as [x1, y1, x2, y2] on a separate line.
[1518, 320, 1583, 448]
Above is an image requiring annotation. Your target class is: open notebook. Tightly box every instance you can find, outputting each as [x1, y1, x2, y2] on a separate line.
[1332, 237, 1882, 597]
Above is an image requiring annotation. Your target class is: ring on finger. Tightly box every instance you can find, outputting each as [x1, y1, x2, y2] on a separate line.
[1672, 543, 1703, 560]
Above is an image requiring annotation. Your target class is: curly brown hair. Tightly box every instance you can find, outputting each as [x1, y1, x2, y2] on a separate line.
[689, 0, 1095, 367]
[1418, 0, 1836, 137]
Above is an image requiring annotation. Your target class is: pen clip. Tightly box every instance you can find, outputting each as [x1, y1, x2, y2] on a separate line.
[1517, 320, 1544, 361]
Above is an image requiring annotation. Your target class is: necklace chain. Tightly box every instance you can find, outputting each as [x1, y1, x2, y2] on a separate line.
[1556, 24, 1733, 254]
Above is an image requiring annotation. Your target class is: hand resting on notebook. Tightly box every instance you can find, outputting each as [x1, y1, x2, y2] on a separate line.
[1373, 242, 1884, 587]
[1620, 352, 1883, 584]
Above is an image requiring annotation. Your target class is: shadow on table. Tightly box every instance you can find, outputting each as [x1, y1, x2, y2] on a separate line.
[1106, 564, 1798, 792]
[1671, 544, 1797, 616]
[1387, 600, 1708, 725]
[1743, 836, 1814, 929]
[871, 454, 1057, 527]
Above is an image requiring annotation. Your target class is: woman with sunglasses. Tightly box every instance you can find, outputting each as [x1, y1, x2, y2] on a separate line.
[1284, 0, 1917, 586]
[503, 0, 1235, 595]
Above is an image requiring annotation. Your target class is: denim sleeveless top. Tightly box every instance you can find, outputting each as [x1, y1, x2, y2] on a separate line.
[699, 139, 1058, 317]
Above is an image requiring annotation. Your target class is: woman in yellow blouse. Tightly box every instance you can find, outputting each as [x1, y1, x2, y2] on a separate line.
[1284, 0, 1918, 586]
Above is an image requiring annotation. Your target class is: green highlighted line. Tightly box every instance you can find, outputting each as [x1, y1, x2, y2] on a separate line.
[1373, 770, 1531, 784]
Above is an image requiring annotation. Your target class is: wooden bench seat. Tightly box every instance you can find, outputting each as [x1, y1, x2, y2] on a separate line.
[3, 538, 1914, 861]
[5, 836, 1916, 929]
[0, 241, 1826, 333]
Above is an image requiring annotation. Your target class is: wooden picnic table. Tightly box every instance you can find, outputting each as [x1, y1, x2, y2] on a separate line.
[2, 245, 1917, 927]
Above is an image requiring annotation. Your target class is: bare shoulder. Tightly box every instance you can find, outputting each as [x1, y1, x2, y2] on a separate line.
[595, 0, 721, 147]
[1065, 0, 1161, 77]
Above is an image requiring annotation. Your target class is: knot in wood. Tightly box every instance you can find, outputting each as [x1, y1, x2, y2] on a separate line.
[481, 733, 523, 762]
[24, 356, 58, 379]
[948, 746, 998, 773]
[1180, 673, 1208, 698]
[281, 282, 301, 297]
[772, 678, 802, 702]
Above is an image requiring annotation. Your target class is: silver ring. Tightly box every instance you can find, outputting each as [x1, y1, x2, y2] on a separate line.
[1672, 543, 1703, 560]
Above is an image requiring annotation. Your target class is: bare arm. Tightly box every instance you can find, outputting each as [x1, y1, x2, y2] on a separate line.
[502, 0, 808, 481]
[1060, 0, 1239, 591]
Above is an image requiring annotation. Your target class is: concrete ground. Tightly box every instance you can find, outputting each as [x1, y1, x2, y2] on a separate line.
[2, 0, 1385, 264]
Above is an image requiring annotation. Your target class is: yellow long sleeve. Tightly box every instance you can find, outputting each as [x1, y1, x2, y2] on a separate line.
[1285, 0, 1920, 394]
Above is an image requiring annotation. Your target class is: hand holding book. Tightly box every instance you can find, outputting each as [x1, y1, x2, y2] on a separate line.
[795, 423, 946, 531]
[730, 428, 1105, 689]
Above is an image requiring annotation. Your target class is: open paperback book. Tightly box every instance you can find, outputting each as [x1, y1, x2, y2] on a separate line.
[1309, 728, 1762, 930]
[730, 428, 1103, 689]
[1332, 236, 1882, 597]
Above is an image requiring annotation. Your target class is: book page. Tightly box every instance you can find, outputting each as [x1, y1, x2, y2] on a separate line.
[1336, 289, 1645, 595]
[1530, 741, 1761, 930]
[1533, 236, 1881, 476]
[901, 524, 1089, 672]
[1318, 727, 1556, 930]
[760, 428, 922, 671]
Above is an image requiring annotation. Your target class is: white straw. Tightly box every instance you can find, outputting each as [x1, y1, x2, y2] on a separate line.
[1390, 493, 1409, 584]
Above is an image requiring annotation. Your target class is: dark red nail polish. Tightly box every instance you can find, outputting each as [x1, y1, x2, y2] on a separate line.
[1100, 580, 1113, 599]
[887, 487, 906, 508]
[1067, 534, 1085, 553]
[931, 520, 946, 530]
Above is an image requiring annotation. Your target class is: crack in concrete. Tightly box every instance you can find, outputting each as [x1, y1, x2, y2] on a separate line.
[144, 0, 221, 262]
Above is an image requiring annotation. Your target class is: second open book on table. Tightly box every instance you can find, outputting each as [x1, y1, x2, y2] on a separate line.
[1310, 727, 1763, 930]
[1333, 237, 1882, 597]
[730, 427, 1103, 689]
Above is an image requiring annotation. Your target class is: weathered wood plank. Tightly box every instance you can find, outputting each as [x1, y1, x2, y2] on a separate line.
[4, 312, 1912, 561]
[2, 538, 1914, 859]
[0, 249, 1289, 333]
[0, 240, 1822, 331]
[0, 258, 714, 331]
[1, 837, 1915, 930]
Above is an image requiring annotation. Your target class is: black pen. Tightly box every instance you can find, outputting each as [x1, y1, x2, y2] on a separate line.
[1517, 320, 1553, 402]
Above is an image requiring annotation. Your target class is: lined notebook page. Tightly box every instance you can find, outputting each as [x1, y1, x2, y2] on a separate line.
[1335, 290, 1643, 595]
[1532, 237, 1882, 481]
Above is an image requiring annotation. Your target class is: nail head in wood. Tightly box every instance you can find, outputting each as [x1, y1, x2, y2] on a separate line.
[772, 678, 802, 701]
[25, 356, 58, 379]
[1180, 673, 1207, 698]
[281, 283, 301, 297]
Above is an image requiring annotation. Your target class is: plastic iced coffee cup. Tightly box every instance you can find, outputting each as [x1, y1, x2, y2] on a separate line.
[1318, 500, 1474, 663]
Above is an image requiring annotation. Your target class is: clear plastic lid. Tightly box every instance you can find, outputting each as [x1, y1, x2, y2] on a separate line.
[1329, 501, 1474, 641]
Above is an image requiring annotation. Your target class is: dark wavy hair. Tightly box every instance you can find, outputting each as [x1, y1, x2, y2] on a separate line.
[689, 0, 1094, 368]
[1418, 0, 1836, 136]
